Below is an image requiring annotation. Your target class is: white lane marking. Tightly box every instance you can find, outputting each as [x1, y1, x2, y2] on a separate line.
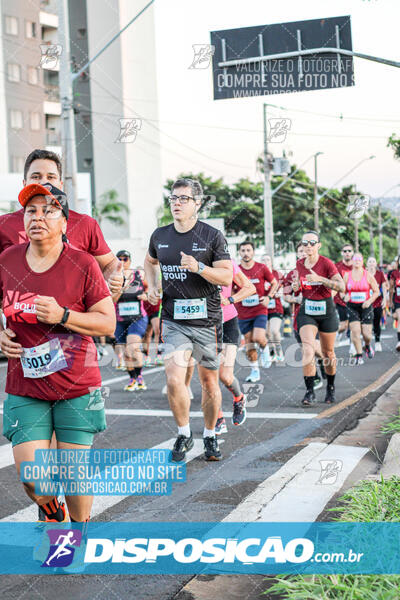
[224, 442, 368, 523]
[0, 437, 223, 522]
[102, 366, 165, 386]
[105, 409, 317, 419]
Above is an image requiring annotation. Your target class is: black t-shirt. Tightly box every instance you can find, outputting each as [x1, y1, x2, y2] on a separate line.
[148, 220, 230, 327]
[117, 270, 145, 322]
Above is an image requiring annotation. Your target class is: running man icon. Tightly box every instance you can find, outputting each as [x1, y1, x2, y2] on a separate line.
[41, 529, 82, 568]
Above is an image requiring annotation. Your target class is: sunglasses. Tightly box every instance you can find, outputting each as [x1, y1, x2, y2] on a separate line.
[301, 240, 319, 247]
[119, 257, 130, 262]
[342, 249, 353, 253]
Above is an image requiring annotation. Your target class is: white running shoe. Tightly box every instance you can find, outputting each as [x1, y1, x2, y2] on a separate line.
[375, 342, 382, 352]
[260, 347, 272, 368]
[349, 342, 356, 356]
[245, 368, 260, 383]
[187, 386, 194, 400]
[396, 342, 400, 353]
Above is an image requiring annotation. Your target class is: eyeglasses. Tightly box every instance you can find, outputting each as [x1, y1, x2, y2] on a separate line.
[119, 257, 130, 262]
[168, 195, 194, 204]
[301, 240, 319, 247]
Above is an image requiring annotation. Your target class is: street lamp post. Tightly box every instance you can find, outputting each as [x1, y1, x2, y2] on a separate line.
[263, 103, 274, 258]
[313, 151, 323, 233]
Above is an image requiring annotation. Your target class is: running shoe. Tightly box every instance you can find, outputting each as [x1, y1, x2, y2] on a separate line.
[143, 355, 152, 367]
[245, 368, 260, 383]
[325, 384, 335, 404]
[155, 355, 164, 365]
[355, 355, 364, 365]
[270, 350, 276, 363]
[187, 386, 194, 400]
[215, 417, 228, 435]
[116, 363, 126, 371]
[171, 433, 194, 462]
[301, 390, 316, 406]
[313, 376, 323, 391]
[37, 501, 68, 523]
[396, 341, 400, 352]
[124, 377, 136, 391]
[203, 436, 222, 461]
[134, 375, 147, 391]
[365, 346, 375, 359]
[260, 347, 272, 368]
[232, 396, 247, 426]
[375, 341, 382, 352]
[162, 384, 167, 395]
[276, 350, 285, 363]
[349, 342, 356, 356]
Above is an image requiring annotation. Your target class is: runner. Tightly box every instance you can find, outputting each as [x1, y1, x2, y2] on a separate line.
[366, 256, 388, 352]
[236, 241, 278, 383]
[261, 254, 284, 362]
[114, 251, 148, 391]
[143, 272, 163, 366]
[389, 257, 400, 351]
[342, 253, 379, 364]
[292, 231, 344, 406]
[334, 244, 354, 350]
[0, 183, 115, 522]
[144, 178, 232, 462]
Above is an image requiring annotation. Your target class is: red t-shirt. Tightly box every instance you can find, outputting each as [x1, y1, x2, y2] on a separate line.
[390, 270, 400, 304]
[283, 268, 301, 331]
[235, 262, 274, 319]
[0, 243, 111, 401]
[372, 270, 387, 308]
[0, 209, 111, 256]
[334, 261, 352, 306]
[297, 255, 338, 300]
[265, 269, 284, 315]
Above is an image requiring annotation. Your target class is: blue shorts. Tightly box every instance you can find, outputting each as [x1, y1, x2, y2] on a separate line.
[115, 317, 148, 343]
[238, 314, 268, 335]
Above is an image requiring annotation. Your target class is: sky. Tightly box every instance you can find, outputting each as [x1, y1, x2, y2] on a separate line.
[152, 0, 400, 199]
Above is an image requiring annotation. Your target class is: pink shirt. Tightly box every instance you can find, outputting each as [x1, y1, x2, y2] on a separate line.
[221, 259, 240, 323]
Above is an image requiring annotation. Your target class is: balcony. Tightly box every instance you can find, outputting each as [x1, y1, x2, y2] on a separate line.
[43, 100, 61, 116]
[45, 85, 60, 102]
[39, 10, 58, 29]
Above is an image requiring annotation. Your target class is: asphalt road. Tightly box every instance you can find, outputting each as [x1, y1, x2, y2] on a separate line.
[0, 323, 399, 599]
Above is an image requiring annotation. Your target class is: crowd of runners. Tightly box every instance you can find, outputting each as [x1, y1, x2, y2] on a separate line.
[0, 150, 398, 525]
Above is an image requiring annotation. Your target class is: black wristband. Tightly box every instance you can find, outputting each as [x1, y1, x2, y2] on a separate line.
[60, 306, 70, 325]
[228, 296, 235, 304]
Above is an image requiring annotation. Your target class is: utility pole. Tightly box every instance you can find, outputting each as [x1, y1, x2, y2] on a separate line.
[57, 0, 78, 209]
[397, 215, 400, 257]
[378, 200, 383, 266]
[354, 216, 359, 252]
[313, 152, 323, 232]
[263, 103, 274, 258]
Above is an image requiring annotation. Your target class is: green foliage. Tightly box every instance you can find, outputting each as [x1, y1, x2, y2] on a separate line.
[388, 134, 400, 161]
[93, 189, 129, 226]
[161, 168, 397, 262]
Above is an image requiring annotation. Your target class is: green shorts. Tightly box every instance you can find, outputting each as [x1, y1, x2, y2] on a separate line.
[3, 389, 106, 447]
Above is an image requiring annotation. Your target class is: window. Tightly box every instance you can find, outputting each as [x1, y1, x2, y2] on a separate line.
[27, 66, 39, 85]
[11, 156, 24, 173]
[77, 28, 87, 39]
[25, 21, 36, 38]
[30, 112, 41, 131]
[83, 158, 93, 168]
[7, 63, 20, 82]
[4, 16, 18, 35]
[10, 109, 23, 129]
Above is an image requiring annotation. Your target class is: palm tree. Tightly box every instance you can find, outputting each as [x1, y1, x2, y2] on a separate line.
[93, 189, 129, 226]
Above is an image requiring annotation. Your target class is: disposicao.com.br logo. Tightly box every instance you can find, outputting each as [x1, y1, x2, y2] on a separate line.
[41, 529, 82, 568]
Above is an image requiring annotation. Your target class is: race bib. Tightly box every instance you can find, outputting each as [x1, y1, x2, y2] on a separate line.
[350, 291, 367, 303]
[397, 287, 400, 297]
[305, 299, 326, 315]
[20, 338, 67, 379]
[174, 298, 207, 320]
[268, 298, 276, 309]
[119, 301, 140, 317]
[242, 294, 259, 307]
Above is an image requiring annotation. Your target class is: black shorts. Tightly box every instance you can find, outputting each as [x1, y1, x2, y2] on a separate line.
[347, 302, 373, 324]
[294, 330, 301, 344]
[394, 302, 400, 311]
[336, 303, 349, 322]
[297, 298, 339, 333]
[147, 312, 159, 322]
[223, 316, 241, 346]
[268, 312, 283, 320]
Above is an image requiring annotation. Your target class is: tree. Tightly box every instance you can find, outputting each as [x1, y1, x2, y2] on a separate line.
[388, 134, 400, 160]
[93, 189, 129, 227]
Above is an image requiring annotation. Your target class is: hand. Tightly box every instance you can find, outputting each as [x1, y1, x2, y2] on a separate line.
[344, 293, 350, 303]
[362, 300, 371, 309]
[260, 296, 270, 307]
[147, 287, 161, 305]
[108, 261, 124, 294]
[306, 269, 321, 284]
[137, 293, 147, 301]
[35, 296, 64, 324]
[179, 251, 199, 273]
[291, 270, 300, 292]
[0, 328, 22, 358]
[220, 293, 230, 306]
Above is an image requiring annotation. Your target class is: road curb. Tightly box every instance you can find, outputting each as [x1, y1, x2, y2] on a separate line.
[380, 432, 400, 479]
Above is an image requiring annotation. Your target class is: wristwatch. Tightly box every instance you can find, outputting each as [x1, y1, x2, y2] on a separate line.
[197, 261, 206, 274]
[60, 306, 70, 325]
[228, 296, 235, 304]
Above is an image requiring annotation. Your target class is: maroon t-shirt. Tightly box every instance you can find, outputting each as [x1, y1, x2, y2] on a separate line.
[372, 270, 387, 308]
[235, 262, 274, 319]
[0, 209, 111, 256]
[334, 261, 352, 306]
[265, 269, 284, 315]
[0, 243, 111, 401]
[283, 269, 301, 331]
[390, 270, 400, 304]
[297, 256, 338, 300]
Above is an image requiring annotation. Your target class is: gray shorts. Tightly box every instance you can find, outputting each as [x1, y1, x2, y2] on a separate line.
[160, 319, 223, 370]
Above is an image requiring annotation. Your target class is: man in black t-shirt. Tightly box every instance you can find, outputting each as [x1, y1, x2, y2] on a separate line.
[144, 178, 232, 462]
